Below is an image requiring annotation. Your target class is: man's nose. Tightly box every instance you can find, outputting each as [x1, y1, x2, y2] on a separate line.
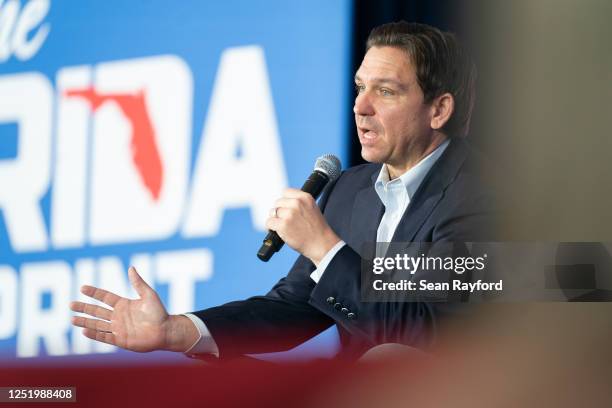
[353, 91, 375, 116]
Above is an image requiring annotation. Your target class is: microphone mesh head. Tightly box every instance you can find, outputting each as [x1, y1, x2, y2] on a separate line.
[314, 154, 342, 181]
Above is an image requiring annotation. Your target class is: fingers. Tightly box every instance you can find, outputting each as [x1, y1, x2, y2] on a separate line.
[71, 315, 112, 333]
[79, 267, 151, 303]
[80, 285, 121, 307]
[272, 196, 315, 217]
[279, 190, 316, 206]
[128, 266, 153, 298]
[274, 197, 299, 209]
[70, 301, 112, 320]
[71, 301, 117, 347]
[268, 190, 317, 225]
[265, 215, 282, 233]
[282, 188, 310, 199]
[82, 328, 116, 346]
[273, 198, 301, 216]
[271, 202, 293, 220]
[267, 189, 317, 223]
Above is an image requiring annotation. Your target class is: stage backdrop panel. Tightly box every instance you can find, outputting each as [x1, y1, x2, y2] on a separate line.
[0, 0, 351, 364]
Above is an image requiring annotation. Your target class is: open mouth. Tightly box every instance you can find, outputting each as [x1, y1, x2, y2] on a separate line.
[358, 126, 379, 143]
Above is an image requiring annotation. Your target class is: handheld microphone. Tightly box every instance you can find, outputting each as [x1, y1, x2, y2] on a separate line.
[257, 154, 342, 262]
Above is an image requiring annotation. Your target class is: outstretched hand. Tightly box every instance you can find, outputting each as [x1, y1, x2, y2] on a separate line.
[70, 266, 196, 353]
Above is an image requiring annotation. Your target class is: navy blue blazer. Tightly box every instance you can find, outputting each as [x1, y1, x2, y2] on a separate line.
[193, 137, 496, 360]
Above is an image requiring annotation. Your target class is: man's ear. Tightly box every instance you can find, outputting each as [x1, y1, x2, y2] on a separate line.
[430, 93, 454, 130]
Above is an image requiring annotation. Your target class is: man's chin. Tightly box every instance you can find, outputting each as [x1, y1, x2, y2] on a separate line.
[360, 148, 385, 164]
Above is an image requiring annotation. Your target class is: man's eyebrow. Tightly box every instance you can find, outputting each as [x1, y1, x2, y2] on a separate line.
[353, 75, 406, 89]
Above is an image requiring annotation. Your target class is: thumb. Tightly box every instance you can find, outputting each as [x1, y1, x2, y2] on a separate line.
[128, 266, 153, 298]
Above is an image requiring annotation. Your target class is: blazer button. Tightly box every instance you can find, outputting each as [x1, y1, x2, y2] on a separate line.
[334, 302, 342, 310]
[326, 297, 335, 305]
[341, 307, 349, 314]
[347, 312, 356, 320]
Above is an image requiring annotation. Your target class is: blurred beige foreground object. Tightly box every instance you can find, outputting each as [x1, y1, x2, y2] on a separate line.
[466, 0, 612, 241]
[311, 304, 612, 408]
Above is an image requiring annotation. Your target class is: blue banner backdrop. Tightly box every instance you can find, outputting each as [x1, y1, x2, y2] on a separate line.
[0, 0, 352, 364]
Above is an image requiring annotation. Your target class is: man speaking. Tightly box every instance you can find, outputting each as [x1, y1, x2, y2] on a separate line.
[70, 22, 493, 360]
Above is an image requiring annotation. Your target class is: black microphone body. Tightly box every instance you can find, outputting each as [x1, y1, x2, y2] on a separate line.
[257, 170, 331, 262]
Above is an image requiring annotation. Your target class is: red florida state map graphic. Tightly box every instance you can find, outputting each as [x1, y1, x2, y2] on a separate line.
[65, 87, 163, 200]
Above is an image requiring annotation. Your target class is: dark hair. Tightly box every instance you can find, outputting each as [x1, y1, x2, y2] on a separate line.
[366, 21, 476, 138]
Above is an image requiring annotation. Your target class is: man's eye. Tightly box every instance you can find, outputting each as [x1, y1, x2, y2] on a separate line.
[354, 84, 365, 93]
[380, 88, 393, 96]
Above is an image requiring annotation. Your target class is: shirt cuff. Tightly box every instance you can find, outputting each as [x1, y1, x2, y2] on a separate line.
[181, 313, 220, 358]
[310, 240, 346, 283]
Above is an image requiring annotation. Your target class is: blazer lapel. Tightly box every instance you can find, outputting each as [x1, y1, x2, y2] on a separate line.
[391, 137, 470, 243]
[349, 180, 384, 258]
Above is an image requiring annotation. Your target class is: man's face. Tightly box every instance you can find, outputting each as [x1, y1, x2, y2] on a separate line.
[354, 46, 433, 173]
